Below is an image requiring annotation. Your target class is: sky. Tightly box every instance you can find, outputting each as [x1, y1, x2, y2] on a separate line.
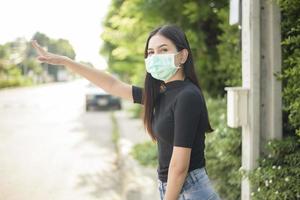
[0, 0, 111, 69]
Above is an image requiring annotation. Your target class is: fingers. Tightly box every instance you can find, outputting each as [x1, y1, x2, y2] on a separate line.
[31, 40, 64, 65]
[31, 40, 40, 49]
[31, 40, 47, 56]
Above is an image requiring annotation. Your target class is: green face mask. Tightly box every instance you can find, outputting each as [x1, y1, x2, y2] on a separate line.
[145, 53, 181, 81]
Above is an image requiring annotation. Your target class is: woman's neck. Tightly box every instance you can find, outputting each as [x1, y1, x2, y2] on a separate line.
[164, 70, 185, 84]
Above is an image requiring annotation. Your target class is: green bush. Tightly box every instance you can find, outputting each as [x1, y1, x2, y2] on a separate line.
[127, 104, 143, 119]
[0, 78, 32, 88]
[131, 141, 158, 167]
[247, 137, 300, 200]
[276, 0, 300, 137]
[0, 67, 33, 88]
[204, 92, 241, 200]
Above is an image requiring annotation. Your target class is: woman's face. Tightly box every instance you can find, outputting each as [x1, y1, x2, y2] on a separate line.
[147, 34, 183, 66]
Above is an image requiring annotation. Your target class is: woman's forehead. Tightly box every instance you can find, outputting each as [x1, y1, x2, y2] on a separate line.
[148, 34, 175, 49]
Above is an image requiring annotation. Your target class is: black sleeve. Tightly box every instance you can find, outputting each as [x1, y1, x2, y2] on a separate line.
[173, 91, 202, 148]
[132, 85, 144, 105]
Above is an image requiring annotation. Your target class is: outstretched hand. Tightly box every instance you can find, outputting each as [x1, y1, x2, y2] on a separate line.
[31, 40, 70, 66]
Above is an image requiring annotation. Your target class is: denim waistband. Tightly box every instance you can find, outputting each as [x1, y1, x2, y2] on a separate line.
[184, 167, 208, 185]
[158, 167, 220, 200]
[158, 167, 208, 186]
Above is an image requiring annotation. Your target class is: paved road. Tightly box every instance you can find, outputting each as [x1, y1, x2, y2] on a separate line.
[0, 80, 121, 200]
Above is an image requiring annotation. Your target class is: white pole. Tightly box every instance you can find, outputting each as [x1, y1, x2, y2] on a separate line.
[260, 0, 282, 148]
[241, 0, 260, 199]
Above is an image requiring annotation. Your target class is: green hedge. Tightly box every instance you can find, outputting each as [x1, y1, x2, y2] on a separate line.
[0, 78, 33, 88]
[247, 137, 300, 200]
[276, 0, 300, 137]
[0, 67, 33, 88]
[204, 93, 241, 200]
[131, 140, 158, 167]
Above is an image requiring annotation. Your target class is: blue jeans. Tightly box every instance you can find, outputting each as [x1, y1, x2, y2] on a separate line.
[158, 168, 221, 200]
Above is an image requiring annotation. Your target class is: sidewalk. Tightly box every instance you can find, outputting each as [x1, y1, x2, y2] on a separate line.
[114, 101, 159, 200]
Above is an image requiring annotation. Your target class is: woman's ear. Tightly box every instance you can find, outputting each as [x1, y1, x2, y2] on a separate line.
[180, 49, 189, 64]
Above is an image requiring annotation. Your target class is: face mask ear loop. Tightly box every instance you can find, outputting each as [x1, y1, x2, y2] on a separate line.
[173, 51, 181, 69]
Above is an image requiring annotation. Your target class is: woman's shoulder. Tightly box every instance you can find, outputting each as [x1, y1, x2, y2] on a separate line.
[175, 82, 203, 104]
[171, 83, 205, 116]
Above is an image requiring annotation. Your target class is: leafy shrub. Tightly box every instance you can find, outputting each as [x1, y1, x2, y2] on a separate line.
[0, 78, 32, 88]
[247, 137, 300, 200]
[0, 67, 33, 88]
[276, 0, 300, 137]
[131, 141, 158, 167]
[204, 92, 241, 200]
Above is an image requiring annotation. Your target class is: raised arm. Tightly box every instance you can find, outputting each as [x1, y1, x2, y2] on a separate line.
[31, 40, 133, 101]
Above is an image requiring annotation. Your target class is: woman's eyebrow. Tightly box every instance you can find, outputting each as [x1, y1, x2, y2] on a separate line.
[148, 44, 168, 50]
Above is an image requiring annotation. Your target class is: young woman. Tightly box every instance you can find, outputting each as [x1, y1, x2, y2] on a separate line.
[32, 25, 221, 200]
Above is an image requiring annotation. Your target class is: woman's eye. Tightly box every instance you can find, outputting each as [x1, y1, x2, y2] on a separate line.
[148, 52, 154, 55]
[162, 49, 168, 52]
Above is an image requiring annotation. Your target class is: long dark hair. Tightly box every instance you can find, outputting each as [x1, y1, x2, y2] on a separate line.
[142, 25, 214, 141]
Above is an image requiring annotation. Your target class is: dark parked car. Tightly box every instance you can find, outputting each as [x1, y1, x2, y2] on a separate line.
[85, 82, 122, 111]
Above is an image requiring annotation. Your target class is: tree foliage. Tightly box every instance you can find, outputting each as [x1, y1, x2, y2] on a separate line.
[0, 32, 76, 88]
[101, 0, 231, 93]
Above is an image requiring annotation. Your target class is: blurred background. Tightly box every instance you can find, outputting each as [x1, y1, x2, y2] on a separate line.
[0, 0, 299, 200]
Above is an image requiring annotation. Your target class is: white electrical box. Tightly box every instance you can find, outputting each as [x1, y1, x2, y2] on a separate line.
[229, 0, 241, 25]
[224, 87, 249, 128]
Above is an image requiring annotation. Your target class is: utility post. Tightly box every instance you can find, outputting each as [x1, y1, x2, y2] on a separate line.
[241, 1, 261, 199]
[260, 0, 282, 150]
[227, 0, 282, 199]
